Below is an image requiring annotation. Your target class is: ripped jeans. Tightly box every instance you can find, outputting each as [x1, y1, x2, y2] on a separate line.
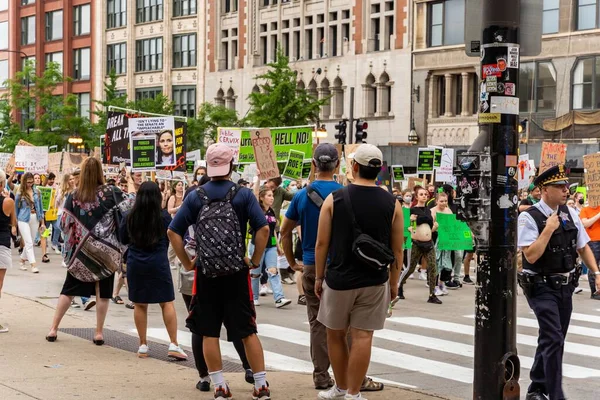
[248, 244, 285, 302]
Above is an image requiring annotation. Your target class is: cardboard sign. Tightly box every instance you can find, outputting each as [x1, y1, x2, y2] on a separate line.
[584, 153, 600, 207]
[130, 136, 157, 172]
[236, 126, 313, 164]
[436, 213, 474, 251]
[435, 148, 454, 183]
[282, 150, 304, 180]
[15, 145, 49, 174]
[0, 153, 11, 171]
[38, 187, 54, 212]
[539, 142, 567, 174]
[417, 148, 434, 174]
[344, 144, 361, 182]
[407, 176, 424, 190]
[217, 128, 242, 163]
[391, 165, 405, 182]
[251, 128, 280, 180]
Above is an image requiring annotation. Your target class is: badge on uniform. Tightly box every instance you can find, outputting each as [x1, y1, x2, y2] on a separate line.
[559, 211, 570, 223]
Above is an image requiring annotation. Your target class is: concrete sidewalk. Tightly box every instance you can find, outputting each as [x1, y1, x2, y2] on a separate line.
[0, 294, 451, 400]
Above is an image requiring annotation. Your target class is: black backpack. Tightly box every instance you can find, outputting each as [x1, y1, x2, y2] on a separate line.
[194, 184, 246, 278]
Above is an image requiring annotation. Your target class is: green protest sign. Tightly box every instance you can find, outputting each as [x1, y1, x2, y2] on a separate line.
[236, 126, 313, 164]
[186, 160, 195, 174]
[302, 160, 312, 179]
[130, 136, 156, 172]
[417, 148, 434, 174]
[391, 165, 405, 182]
[433, 148, 442, 168]
[282, 150, 304, 180]
[436, 213, 473, 251]
[38, 187, 54, 212]
[403, 207, 412, 250]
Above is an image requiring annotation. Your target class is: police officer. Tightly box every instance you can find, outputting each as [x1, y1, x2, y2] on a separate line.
[518, 164, 600, 400]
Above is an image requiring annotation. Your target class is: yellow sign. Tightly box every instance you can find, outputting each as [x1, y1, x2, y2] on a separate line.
[478, 113, 501, 123]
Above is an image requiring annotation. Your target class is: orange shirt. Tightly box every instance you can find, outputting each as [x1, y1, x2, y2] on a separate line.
[580, 206, 600, 241]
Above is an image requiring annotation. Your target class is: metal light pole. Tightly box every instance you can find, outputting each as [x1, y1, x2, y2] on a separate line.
[1, 50, 31, 135]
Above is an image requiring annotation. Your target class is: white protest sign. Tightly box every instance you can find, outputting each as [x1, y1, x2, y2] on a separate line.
[0, 153, 11, 170]
[129, 117, 176, 168]
[435, 148, 454, 183]
[518, 154, 533, 190]
[217, 128, 242, 163]
[15, 146, 49, 174]
[186, 149, 201, 161]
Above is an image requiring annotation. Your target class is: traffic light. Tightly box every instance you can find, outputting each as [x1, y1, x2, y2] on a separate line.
[355, 120, 368, 143]
[334, 120, 347, 144]
[518, 119, 528, 143]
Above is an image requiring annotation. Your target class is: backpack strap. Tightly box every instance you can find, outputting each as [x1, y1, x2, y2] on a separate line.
[340, 186, 362, 235]
[224, 184, 242, 202]
[306, 184, 324, 209]
[196, 183, 240, 204]
[196, 186, 210, 203]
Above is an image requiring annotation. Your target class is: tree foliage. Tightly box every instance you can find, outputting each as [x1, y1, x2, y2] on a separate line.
[245, 47, 328, 128]
[189, 102, 240, 151]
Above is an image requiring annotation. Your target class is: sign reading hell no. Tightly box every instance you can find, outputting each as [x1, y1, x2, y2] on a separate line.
[251, 128, 280, 180]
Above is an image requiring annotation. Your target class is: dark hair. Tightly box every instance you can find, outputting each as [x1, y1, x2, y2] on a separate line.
[268, 177, 282, 186]
[126, 182, 165, 249]
[198, 174, 211, 186]
[48, 172, 56, 180]
[356, 164, 381, 180]
[315, 159, 338, 173]
[107, 178, 116, 186]
[119, 177, 128, 185]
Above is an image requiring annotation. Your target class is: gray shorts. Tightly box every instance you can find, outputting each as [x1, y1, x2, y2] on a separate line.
[317, 280, 390, 331]
[0, 245, 11, 269]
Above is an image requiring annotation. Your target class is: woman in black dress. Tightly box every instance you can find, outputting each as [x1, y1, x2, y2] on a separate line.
[46, 157, 128, 344]
[119, 182, 187, 360]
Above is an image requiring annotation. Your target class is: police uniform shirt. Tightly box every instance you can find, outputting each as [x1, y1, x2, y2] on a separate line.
[518, 198, 590, 275]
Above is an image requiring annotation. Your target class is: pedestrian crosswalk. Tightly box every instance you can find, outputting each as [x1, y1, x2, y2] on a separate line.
[142, 309, 600, 394]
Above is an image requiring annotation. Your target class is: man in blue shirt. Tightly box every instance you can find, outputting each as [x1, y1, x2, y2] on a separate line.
[168, 143, 271, 400]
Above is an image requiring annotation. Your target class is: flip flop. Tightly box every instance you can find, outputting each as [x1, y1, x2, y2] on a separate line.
[111, 296, 124, 304]
[125, 302, 135, 309]
[45, 335, 57, 342]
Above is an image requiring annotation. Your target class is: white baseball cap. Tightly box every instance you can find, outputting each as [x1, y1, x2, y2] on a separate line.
[353, 144, 383, 168]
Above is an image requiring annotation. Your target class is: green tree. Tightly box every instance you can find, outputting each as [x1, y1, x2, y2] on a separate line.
[245, 47, 328, 127]
[190, 102, 240, 151]
[91, 69, 128, 138]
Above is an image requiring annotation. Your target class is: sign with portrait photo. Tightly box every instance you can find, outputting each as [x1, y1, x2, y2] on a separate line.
[129, 117, 176, 168]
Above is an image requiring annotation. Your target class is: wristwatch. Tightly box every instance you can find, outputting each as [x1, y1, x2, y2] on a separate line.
[594, 271, 600, 276]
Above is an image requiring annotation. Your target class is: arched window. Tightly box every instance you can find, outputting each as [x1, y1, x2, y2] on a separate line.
[225, 88, 236, 110]
[297, 80, 305, 90]
[319, 78, 331, 119]
[308, 79, 318, 99]
[215, 88, 225, 107]
[572, 57, 600, 110]
[252, 84, 260, 94]
[364, 73, 376, 117]
[378, 72, 391, 115]
[332, 76, 344, 118]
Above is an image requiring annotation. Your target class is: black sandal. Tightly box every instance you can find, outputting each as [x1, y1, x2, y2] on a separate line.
[45, 335, 57, 342]
[42, 254, 50, 263]
[111, 296, 124, 304]
[93, 339, 104, 346]
[125, 302, 135, 309]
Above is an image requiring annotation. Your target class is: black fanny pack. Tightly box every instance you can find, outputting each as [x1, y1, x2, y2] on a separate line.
[413, 239, 434, 251]
[342, 188, 395, 271]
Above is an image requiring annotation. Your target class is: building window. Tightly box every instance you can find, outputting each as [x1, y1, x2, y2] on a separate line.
[137, 0, 163, 24]
[136, 37, 163, 72]
[107, 43, 127, 75]
[543, 0, 559, 34]
[135, 87, 162, 101]
[0, 22, 7, 50]
[73, 48, 91, 81]
[519, 61, 556, 113]
[365, 74, 377, 117]
[173, 86, 196, 117]
[0, 60, 8, 88]
[45, 52, 63, 74]
[572, 57, 600, 110]
[215, 88, 225, 107]
[77, 93, 91, 118]
[379, 72, 391, 115]
[21, 16, 36, 46]
[369, 1, 394, 52]
[174, 0, 197, 16]
[45, 10, 63, 42]
[225, 88, 236, 111]
[21, 0, 35, 5]
[222, 0, 238, 13]
[319, 79, 331, 119]
[438, 76, 446, 116]
[0, 1, 7, 12]
[332, 77, 344, 118]
[173, 34, 197, 68]
[577, 0, 599, 31]
[428, 0, 465, 47]
[108, 0, 127, 29]
[74, 4, 91, 36]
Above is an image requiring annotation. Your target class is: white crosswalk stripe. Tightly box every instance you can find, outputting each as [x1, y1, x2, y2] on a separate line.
[141, 310, 600, 389]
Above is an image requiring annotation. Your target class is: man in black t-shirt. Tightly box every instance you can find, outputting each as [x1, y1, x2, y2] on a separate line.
[314, 144, 403, 400]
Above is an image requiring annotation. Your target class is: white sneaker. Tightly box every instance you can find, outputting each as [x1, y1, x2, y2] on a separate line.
[19, 261, 27, 271]
[54, 248, 61, 255]
[283, 277, 295, 285]
[418, 270, 427, 281]
[170, 264, 177, 270]
[0, 324, 8, 333]
[266, 286, 273, 295]
[409, 271, 416, 279]
[574, 287, 583, 294]
[61, 261, 67, 268]
[259, 285, 268, 296]
[275, 298, 292, 308]
[344, 394, 367, 400]
[138, 344, 149, 358]
[439, 284, 448, 295]
[254, 299, 261, 306]
[31, 266, 39, 274]
[434, 286, 444, 297]
[167, 343, 188, 360]
[318, 386, 347, 399]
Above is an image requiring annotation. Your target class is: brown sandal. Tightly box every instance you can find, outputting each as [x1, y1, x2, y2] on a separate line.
[361, 377, 384, 392]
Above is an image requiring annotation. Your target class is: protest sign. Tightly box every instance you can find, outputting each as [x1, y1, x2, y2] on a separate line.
[130, 135, 156, 172]
[407, 176, 424, 190]
[403, 207, 412, 250]
[159, 119, 187, 173]
[302, 160, 312, 180]
[391, 165, 405, 183]
[104, 111, 133, 165]
[251, 128, 280, 180]
[0, 153, 11, 170]
[186, 160, 195, 174]
[5, 139, 33, 176]
[344, 144, 361, 182]
[417, 148, 434, 174]
[576, 186, 587, 202]
[282, 150, 304, 180]
[584, 153, 600, 207]
[376, 162, 391, 190]
[129, 117, 175, 167]
[435, 148, 454, 183]
[38, 187, 54, 212]
[539, 142, 567, 174]
[436, 213, 474, 251]
[518, 154, 534, 190]
[217, 128, 242, 163]
[15, 146, 49, 174]
[237, 126, 313, 164]
[431, 147, 443, 169]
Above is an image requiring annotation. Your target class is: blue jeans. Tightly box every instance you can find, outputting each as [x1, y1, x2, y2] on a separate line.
[45, 219, 61, 249]
[248, 244, 285, 302]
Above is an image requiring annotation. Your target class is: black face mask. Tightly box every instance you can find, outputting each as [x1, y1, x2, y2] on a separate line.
[579, 199, 585, 205]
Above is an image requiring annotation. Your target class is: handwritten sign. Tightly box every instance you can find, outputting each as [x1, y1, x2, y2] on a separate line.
[15, 146, 49, 174]
[251, 128, 280, 180]
[584, 153, 600, 207]
[539, 142, 567, 174]
[38, 187, 54, 212]
[282, 150, 304, 180]
[435, 148, 454, 183]
[518, 154, 534, 190]
[217, 128, 242, 163]
[490, 96, 519, 115]
[436, 213, 474, 251]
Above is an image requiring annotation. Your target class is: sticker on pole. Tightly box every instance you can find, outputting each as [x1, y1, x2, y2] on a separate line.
[508, 47, 519, 69]
[478, 113, 501, 123]
[490, 96, 519, 115]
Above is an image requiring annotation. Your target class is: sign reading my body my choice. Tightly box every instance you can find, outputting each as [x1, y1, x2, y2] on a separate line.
[237, 126, 313, 164]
